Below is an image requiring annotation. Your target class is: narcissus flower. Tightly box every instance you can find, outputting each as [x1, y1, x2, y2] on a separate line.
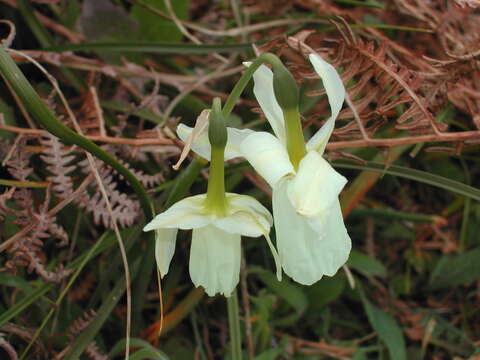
[176, 53, 351, 286]
[144, 99, 280, 297]
[238, 54, 351, 285]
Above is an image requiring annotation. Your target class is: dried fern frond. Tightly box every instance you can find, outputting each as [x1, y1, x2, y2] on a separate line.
[40, 133, 78, 199]
[78, 151, 141, 229]
[5, 136, 34, 181]
[3, 187, 71, 283]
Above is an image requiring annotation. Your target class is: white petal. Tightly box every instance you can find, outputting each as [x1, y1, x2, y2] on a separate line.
[143, 194, 210, 231]
[227, 193, 273, 228]
[177, 123, 254, 161]
[154, 228, 177, 278]
[306, 54, 346, 154]
[307, 200, 352, 276]
[214, 211, 265, 237]
[251, 64, 286, 143]
[189, 225, 241, 297]
[240, 132, 294, 187]
[273, 177, 339, 285]
[288, 151, 347, 217]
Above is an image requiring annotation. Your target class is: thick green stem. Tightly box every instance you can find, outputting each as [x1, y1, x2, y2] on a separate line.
[205, 147, 227, 215]
[284, 108, 306, 170]
[227, 289, 243, 360]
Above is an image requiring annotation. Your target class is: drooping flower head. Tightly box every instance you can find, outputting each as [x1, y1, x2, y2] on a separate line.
[239, 54, 351, 285]
[143, 98, 280, 296]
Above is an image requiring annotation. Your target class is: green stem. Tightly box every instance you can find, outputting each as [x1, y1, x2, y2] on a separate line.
[284, 108, 306, 170]
[205, 147, 227, 215]
[222, 53, 279, 119]
[227, 289, 242, 360]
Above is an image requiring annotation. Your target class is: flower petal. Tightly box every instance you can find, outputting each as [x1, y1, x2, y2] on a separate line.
[288, 151, 347, 217]
[227, 193, 273, 227]
[306, 54, 346, 154]
[177, 123, 254, 161]
[154, 228, 177, 278]
[240, 131, 294, 187]
[189, 225, 241, 297]
[250, 64, 286, 143]
[273, 177, 345, 285]
[214, 211, 265, 237]
[307, 200, 351, 276]
[143, 194, 210, 231]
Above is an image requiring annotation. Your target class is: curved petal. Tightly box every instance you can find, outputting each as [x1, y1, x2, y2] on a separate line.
[273, 177, 341, 285]
[250, 64, 286, 143]
[307, 200, 351, 276]
[154, 228, 178, 278]
[214, 211, 266, 237]
[177, 123, 254, 161]
[240, 132, 294, 187]
[288, 151, 347, 217]
[306, 54, 346, 154]
[227, 193, 273, 228]
[143, 194, 210, 231]
[189, 225, 241, 297]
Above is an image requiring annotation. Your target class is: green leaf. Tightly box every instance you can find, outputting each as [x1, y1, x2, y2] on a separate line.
[79, 0, 139, 42]
[132, 0, 189, 42]
[45, 42, 254, 54]
[347, 250, 387, 278]
[0, 283, 52, 327]
[305, 276, 346, 311]
[429, 247, 480, 289]
[110, 338, 169, 359]
[254, 348, 284, 360]
[358, 287, 407, 360]
[250, 267, 308, 326]
[334, 160, 480, 201]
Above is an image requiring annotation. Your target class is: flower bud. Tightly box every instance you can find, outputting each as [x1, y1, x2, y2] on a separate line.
[208, 97, 228, 149]
[271, 61, 299, 110]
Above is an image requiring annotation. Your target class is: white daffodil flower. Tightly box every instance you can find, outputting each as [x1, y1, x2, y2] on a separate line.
[145, 98, 280, 297]
[238, 54, 351, 285]
[144, 193, 280, 297]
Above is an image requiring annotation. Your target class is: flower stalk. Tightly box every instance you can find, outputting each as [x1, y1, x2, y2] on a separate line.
[284, 107, 306, 170]
[206, 98, 228, 215]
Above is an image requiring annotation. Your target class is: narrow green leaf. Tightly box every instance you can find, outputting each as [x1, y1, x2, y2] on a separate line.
[334, 160, 480, 201]
[110, 338, 169, 359]
[64, 260, 141, 360]
[45, 41, 254, 54]
[0, 284, 51, 327]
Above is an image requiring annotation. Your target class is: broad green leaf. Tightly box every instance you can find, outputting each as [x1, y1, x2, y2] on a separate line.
[305, 276, 346, 311]
[254, 348, 284, 360]
[132, 0, 189, 42]
[347, 250, 387, 278]
[79, 0, 139, 42]
[429, 247, 480, 289]
[250, 267, 308, 326]
[359, 287, 407, 360]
